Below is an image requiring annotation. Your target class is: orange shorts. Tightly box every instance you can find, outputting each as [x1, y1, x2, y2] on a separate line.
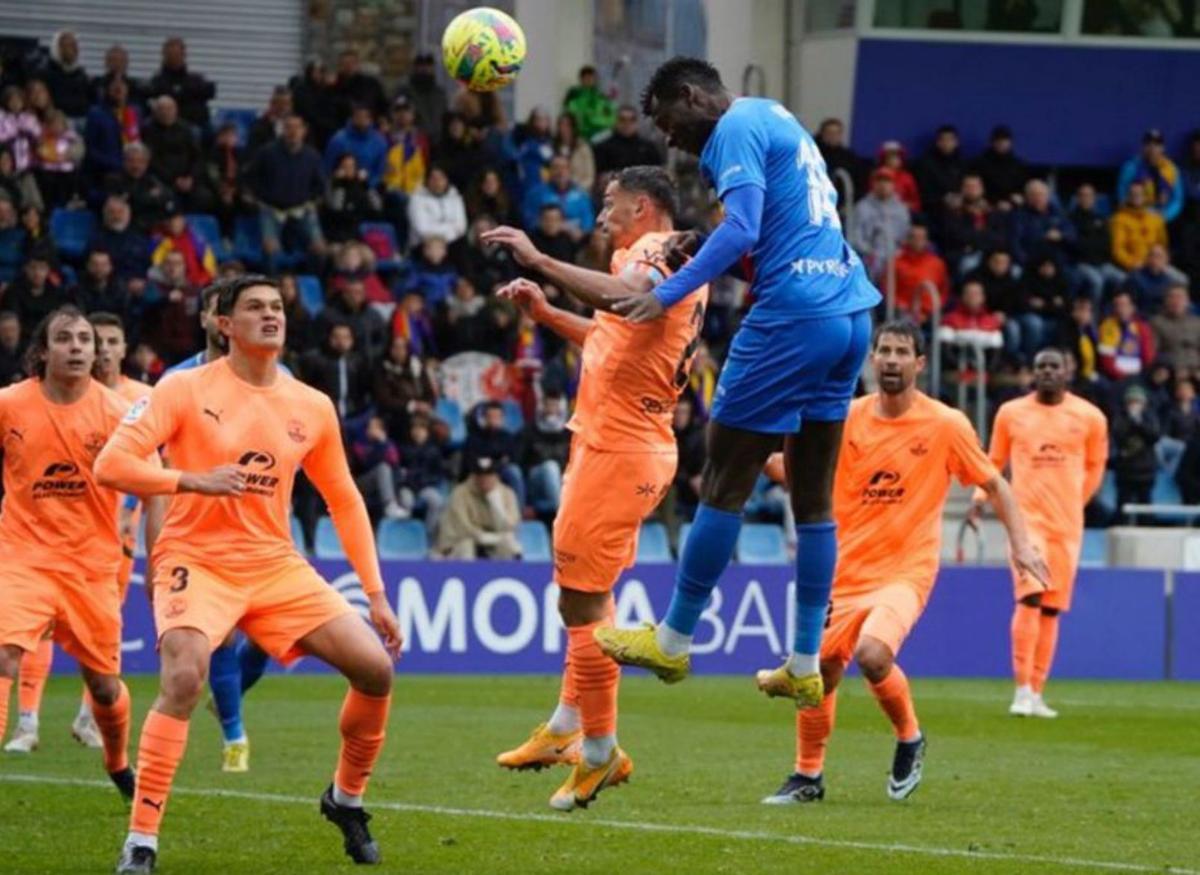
[821, 582, 925, 666]
[553, 441, 677, 593]
[1013, 530, 1079, 611]
[151, 553, 356, 665]
[0, 564, 122, 675]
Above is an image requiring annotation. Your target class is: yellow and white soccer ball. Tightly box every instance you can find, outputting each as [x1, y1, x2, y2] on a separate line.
[441, 6, 526, 92]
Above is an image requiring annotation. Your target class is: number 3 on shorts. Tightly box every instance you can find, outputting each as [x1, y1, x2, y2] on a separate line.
[169, 566, 190, 592]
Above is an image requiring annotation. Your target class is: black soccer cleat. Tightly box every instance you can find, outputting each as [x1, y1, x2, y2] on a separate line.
[110, 767, 136, 804]
[115, 844, 156, 873]
[761, 772, 825, 805]
[320, 784, 381, 865]
[887, 734, 927, 801]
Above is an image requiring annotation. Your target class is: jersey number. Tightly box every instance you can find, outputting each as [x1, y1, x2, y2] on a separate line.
[169, 566, 189, 593]
[673, 301, 706, 390]
[795, 138, 841, 230]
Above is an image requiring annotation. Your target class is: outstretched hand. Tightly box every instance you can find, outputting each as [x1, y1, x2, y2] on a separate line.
[479, 225, 541, 268]
[496, 278, 549, 320]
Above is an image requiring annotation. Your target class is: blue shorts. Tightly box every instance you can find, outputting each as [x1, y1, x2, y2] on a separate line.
[711, 310, 872, 434]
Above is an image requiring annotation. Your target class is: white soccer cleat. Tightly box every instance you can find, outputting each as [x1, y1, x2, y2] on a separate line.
[72, 712, 104, 749]
[1029, 693, 1058, 719]
[4, 726, 39, 753]
[1009, 685, 1034, 717]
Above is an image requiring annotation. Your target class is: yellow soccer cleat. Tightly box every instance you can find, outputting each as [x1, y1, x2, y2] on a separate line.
[755, 664, 825, 708]
[496, 723, 581, 771]
[593, 623, 689, 684]
[222, 739, 250, 773]
[549, 747, 633, 812]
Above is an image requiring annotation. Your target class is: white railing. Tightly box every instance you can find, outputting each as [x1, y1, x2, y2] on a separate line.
[937, 327, 1004, 444]
[1123, 504, 1200, 526]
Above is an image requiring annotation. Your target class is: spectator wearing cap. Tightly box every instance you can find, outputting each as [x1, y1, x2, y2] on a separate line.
[1098, 289, 1156, 381]
[435, 454, 521, 560]
[914, 124, 964, 217]
[892, 223, 949, 323]
[850, 167, 910, 280]
[815, 118, 866, 210]
[142, 95, 213, 214]
[1069, 182, 1125, 304]
[971, 125, 1028, 207]
[151, 206, 216, 288]
[1111, 182, 1168, 271]
[246, 86, 293, 159]
[1126, 243, 1189, 314]
[1, 253, 70, 327]
[1010, 178, 1076, 269]
[301, 319, 371, 420]
[104, 142, 172, 233]
[875, 140, 920, 214]
[324, 103, 388, 188]
[147, 37, 216, 130]
[1118, 129, 1184, 223]
[396, 52, 448, 146]
[407, 164, 467, 248]
[42, 31, 90, 120]
[521, 155, 594, 241]
[248, 114, 327, 273]
[88, 195, 151, 282]
[84, 76, 140, 192]
[562, 65, 616, 141]
[1112, 383, 1161, 521]
[332, 49, 386, 123]
[593, 105, 663, 175]
[1151, 283, 1200, 376]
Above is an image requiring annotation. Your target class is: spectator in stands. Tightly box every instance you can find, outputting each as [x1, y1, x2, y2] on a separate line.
[942, 277, 1004, 333]
[1059, 296, 1100, 381]
[0, 85, 42, 175]
[151, 205, 216, 287]
[1126, 243, 1189, 314]
[892, 223, 949, 323]
[0, 145, 42, 212]
[1014, 256, 1070, 362]
[850, 167, 910, 279]
[84, 76, 139, 192]
[274, 273, 311, 368]
[966, 247, 1022, 327]
[1, 253, 69, 327]
[290, 59, 339, 150]
[667, 395, 705, 533]
[1164, 377, 1199, 449]
[940, 173, 1007, 274]
[594, 105, 662, 175]
[465, 400, 525, 508]
[1182, 130, 1200, 217]
[322, 152, 381, 245]
[32, 109, 82, 207]
[465, 168, 512, 224]
[391, 287, 436, 356]
[522, 154, 594, 240]
[876, 141, 920, 213]
[89, 195, 150, 282]
[1117, 129, 1184, 223]
[1098, 289, 1156, 381]
[351, 414, 408, 519]
[1069, 182, 1125, 304]
[43, 31, 89, 120]
[1110, 182, 1167, 272]
[406, 164, 467, 248]
[434, 273, 487, 355]
[915, 124, 964, 217]
[324, 104, 387, 188]
[971, 125, 1027, 208]
[1112, 383, 1161, 519]
[148, 37, 216, 130]
[432, 112, 487, 195]
[330, 49, 385, 123]
[563, 65, 616, 142]
[373, 333, 435, 435]
[397, 415, 447, 535]
[0, 310, 23, 386]
[816, 118, 865, 209]
[382, 95, 429, 197]
[91, 44, 144, 107]
[1150, 283, 1200, 376]
[328, 240, 389, 304]
[317, 278, 388, 363]
[19, 205, 53, 263]
[0, 196, 24, 280]
[523, 391, 570, 516]
[104, 141, 172, 233]
[246, 85, 291, 159]
[553, 112, 595, 194]
[460, 214, 517, 292]
[205, 121, 246, 237]
[26, 79, 54, 125]
[511, 107, 554, 197]
[529, 203, 580, 265]
[301, 319, 370, 419]
[1011, 178, 1076, 269]
[249, 114, 327, 273]
[146, 248, 201, 362]
[435, 455, 521, 559]
[397, 52, 448, 147]
[405, 235, 458, 308]
[74, 248, 125, 316]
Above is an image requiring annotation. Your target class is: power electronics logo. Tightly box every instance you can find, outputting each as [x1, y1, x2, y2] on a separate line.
[861, 469, 905, 505]
[237, 450, 280, 496]
[1032, 442, 1066, 466]
[33, 461, 87, 499]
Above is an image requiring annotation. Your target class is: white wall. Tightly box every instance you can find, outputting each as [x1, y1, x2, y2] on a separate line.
[702, 0, 786, 99]
[790, 31, 857, 134]
[512, 0, 593, 120]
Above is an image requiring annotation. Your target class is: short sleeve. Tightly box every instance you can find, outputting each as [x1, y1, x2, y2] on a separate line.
[948, 411, 998, 487]
[702, 105, 768, 199]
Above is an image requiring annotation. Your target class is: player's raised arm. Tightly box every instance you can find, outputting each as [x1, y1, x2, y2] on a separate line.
[497, 278, 593, 346]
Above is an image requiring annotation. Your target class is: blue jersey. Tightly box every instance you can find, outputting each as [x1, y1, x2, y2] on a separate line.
[163, 351, 293, 378]
[700, 98, 880, 326]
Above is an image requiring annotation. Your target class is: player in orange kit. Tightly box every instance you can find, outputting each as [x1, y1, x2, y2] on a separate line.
[0, 306, 134, 800]
[483, 166, 707, 811]
[3, 312, 151, 755]
[761, 321, 1047, 804]
[970, 347, 1107, 719]
[95, 276, 402, 873]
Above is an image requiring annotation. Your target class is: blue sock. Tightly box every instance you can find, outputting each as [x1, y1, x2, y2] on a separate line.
[238, 640, 270, 694]
[208, 644, 245, 743]
[663, 504, 742, 636]
[793, 521, 837, 656]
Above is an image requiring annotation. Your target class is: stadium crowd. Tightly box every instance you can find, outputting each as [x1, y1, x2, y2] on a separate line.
[1, 31, 1198, 551]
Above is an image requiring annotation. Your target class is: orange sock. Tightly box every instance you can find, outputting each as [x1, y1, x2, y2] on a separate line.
[18, 639, 53, 716]
[559, 647, 579, 710]
[0, 676, 11, 740]
[130, 710, 190, 836]
[1032, 612, 1060, 694]
[867, 665, 920, 741]
[795, 689, 837, 776]
[567, 619, 619, 743]
[1011, 603, 1040, 688]
[91, 681, 131, 773]
[334, 689, 391, 798]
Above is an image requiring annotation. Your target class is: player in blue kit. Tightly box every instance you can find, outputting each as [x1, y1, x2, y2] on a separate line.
[596, 58, 881, 708]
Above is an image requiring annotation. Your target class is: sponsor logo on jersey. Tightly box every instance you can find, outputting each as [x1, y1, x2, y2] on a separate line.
[32, 461, 87, 499]
[862, 469, 905, 504]
[237, 450, 280, 496]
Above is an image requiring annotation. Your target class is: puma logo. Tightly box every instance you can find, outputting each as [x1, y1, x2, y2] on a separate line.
[203, 408, 222, 425]
[141, 797, 164, 811]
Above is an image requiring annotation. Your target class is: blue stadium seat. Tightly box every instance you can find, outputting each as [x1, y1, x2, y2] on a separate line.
[314, 516, 346, 559]
[232, 214, 264, 267]
[213, 108, 259, 148]
[1080, 528, 1106, 567]
[1094, 470, 1118, 519]
[637, 521, 672, 563]
[290, 516, 307, 552]
[501, 399, 525, 433]
[737, 523, 789, 565]
[436, 397, 466, 447]
[296, 274, 325, 316]
[359, 221, 404, 271]
[0, 228, 26, 282]
[185, 213, 231, 262]
[677, 522, 692, 557]
[1152, 469, 1182, 506]
[517, 520, 551, 561]
[49, 208, 95, 261]
[377, 518, 429, 560]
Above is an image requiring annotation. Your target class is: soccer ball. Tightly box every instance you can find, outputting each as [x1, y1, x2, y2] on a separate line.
[441, 7, 526, 92]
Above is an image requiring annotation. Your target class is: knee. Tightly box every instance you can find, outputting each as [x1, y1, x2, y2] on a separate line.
[161, 662, 207, 710]
[0, 645, 21, 678]
[1040, 607, 1060, 618]
[854, 640, 894, 682]
[557, 589, 607, 627]
[1019, 593, 1043, 609]
[819, 659, 843, 693]
[86, 674, 121, 707]
[351, 651, 394, 697]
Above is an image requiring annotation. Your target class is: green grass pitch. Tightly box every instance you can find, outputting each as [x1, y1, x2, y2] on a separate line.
[1, 674, 1197, 874]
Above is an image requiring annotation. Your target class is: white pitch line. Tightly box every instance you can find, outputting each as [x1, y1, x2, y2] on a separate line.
[1, 774, 1194, 874]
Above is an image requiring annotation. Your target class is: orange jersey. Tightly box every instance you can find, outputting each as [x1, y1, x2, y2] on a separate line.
[833, 392, 997, 602]
[94, 357, 385, 594]
[113, 375, 152, 405]
[0, 379, 127, 576]
[568, 231, 708, 451]
[987, 392, 1108, 540]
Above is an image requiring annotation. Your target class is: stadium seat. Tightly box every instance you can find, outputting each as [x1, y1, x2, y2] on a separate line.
[213, 107, 259, 147]
[517, 520, 551, 561]
[359, 222, 404, 271]
[186, 213, 232, 262]
[737, 523, 789, 565]
[377, 518, 429, 560]
[436, 397, 466, 447]
[1080, 528, 1106, 567]
[1152, 469, 1182, 507]
[290, 516, 307, 552]
[313, 516, 346, 559]
[0, 228, 25, 282]
[232, 214, 265, 267]
[501, 399, 525, 433]
[295, 274, 325, 317]
[637, 521, 672, 563]
[677, 522, 692, 556]
[49, 208, 95, 261]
